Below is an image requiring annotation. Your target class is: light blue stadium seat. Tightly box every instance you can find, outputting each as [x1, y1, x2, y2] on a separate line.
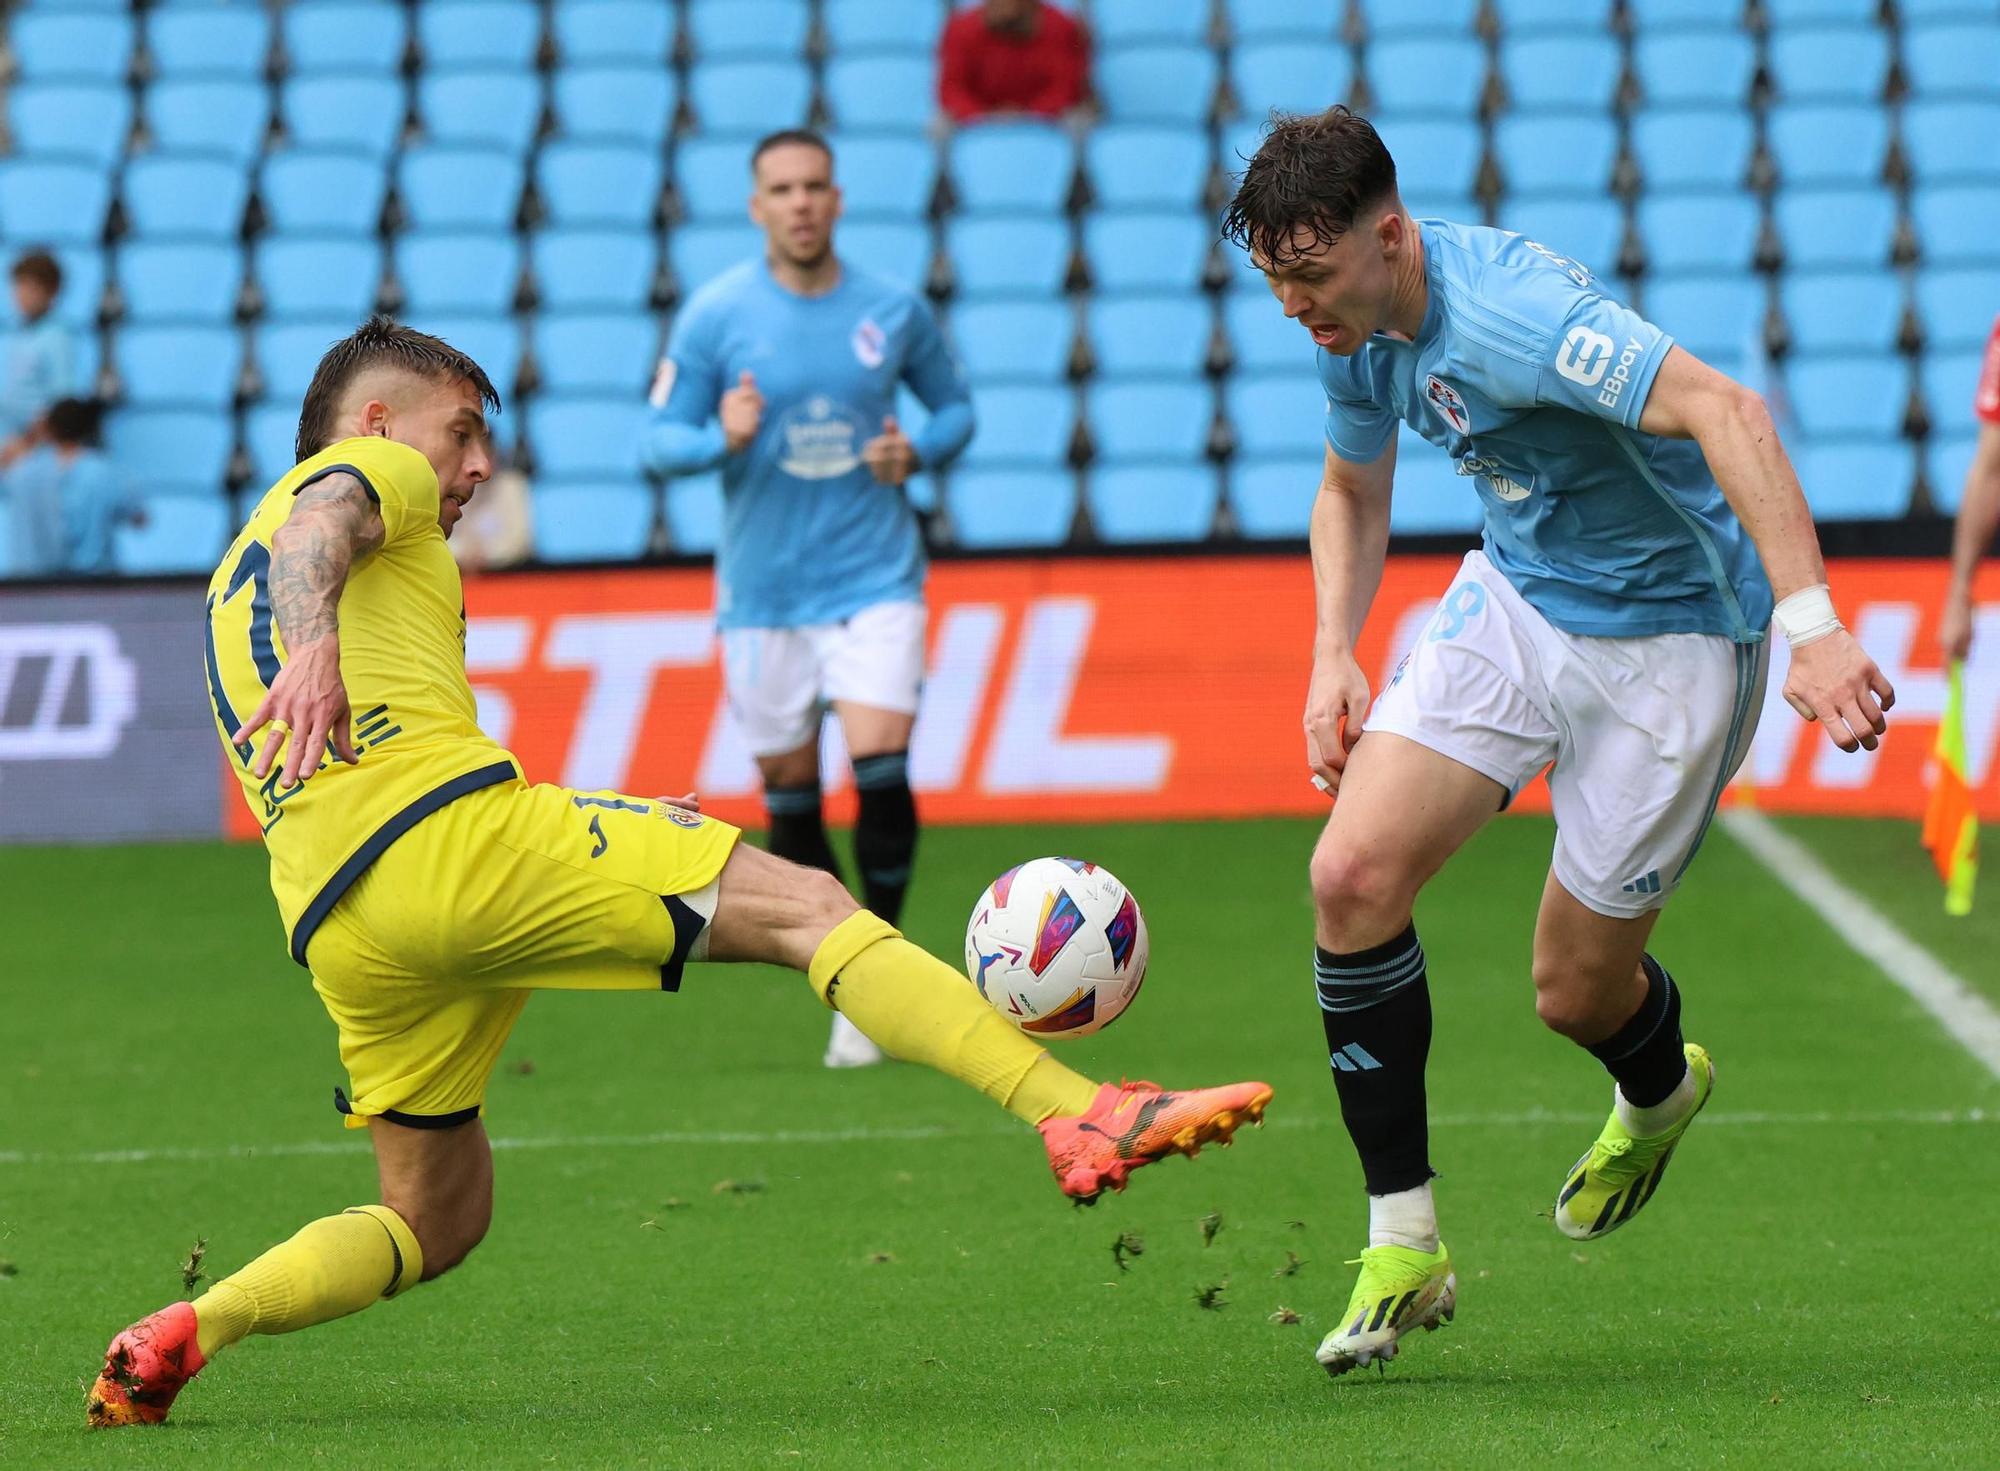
[10, 11, 132, 82]
[1231, 42, 1350, 118]
[246, 401, 301, 483]
[692, 61, 812, 135]
[554, 68, 675, 147]
[1496, 113, 1617, 196]
[1638, 193, 1759, 275]
[397, 233, 522, 315]
[1356, 0, 1479, 35]
[282, 75, 406, 158]
[953, 123, 1075, 214]
[119, 325, 242, 409]
[1767, 103, 1888, 188]
[47, 246, 106, 331]
[149, 7, 272, 77]
[1228, 457, 1316, 537]
[1091, 381, 1211, 463]
[1903, 0, 2000, 16]
[1635, 31, 1756, 107]
[839, 222, 932, 285]
[1091, 464, 1219, 543]
[9, 84, 131, 168]
[108, 410, 233, 495]
[825, 55, 935, 131]
[669, 223, 763, 292]
[1905, 21, 2000, 98]
[1783, 270, 1902, 355]
[1786, 355, 1908, 438]
[1775, 187, 1897, 271]
[1103, 45, 1223, 127]
[1768, 25, 1890, 104]
[1916, 269, 2000, 351]
[1632, 109, 1752, 192]
[1788, 440, 1913, 519]
[540, 144, 663, 229]
[947, 217, 1072, 296]
[533, 482, 656, 563]
[532, 229, 657, 312]
[688, 0, 809, 60]
[406, 316, 521, 423]
[1904, 102, 2000, 187]
[119, 242, 242, 324]
[1503, 197, 1625, 280]
[1225, 0, 1340, 42]
[416, 0, 542, 69]
[1225, 291, 1315, 373]
[949, 467, 1077, 548]
[676, 137, 753, 222]
[115, 496, 231, 573]
[1927, 433, 1978, 513]
[950, 299, 1072, 382]
[1091, 295, 1211, 378]
[1914, 186, 2000, 268]
[825, 0, 947, 54]
[257, 238, 383, 320]
[1765, 0, 1875, 20]
[1084, 212, 1210, 294]
[398, 146, 525, 232]
[553, 0, 673, 65]
[285, 2, 408, 73]
[1085, 126, 1209, 211]
[957, 386, 1073, 468]
[1095, 0, 1210, 46]
[1228, 371, 1332, 459]
[148, 80, 270, 164]
[530, 399, 651, 480]
[536, 313, 658, 395]
[0, 160, 113, 244]
[828, 134, 936, 219]
[420, 71, 543, 153]
[1626, 0, 1743, 24]
[1367, 39, 1485, 116]
[1389, 427, 1481, 534]
[1501, 0, 1613, 29]
[1643, 273, 1764, 362]
[1371, 117, 1482, 201]
[257, 319, 357, 404]
[1500, 36, 1620, 112]
[664, 473, 722, 553]
[1925, 347, 1986, 436]
[261, 149, 387, 236]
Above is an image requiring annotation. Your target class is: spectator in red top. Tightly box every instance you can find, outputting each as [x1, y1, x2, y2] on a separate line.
[939, 0, 1091, 124]
[1939, 314, 2000, 660]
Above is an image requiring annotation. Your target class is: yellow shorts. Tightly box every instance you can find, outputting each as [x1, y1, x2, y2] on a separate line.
[304, 779, 740, 1129]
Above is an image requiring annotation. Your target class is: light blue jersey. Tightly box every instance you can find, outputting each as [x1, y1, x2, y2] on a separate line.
[1321, 220, 1773, 643]
[4, 445, 132, 576]
[644, 259, 975, 629]
[0, 315, 77, 439]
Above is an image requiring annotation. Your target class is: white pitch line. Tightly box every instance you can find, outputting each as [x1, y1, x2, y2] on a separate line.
[0, 1106, 1989, 1170]
[1722, 808, 2000, 1080]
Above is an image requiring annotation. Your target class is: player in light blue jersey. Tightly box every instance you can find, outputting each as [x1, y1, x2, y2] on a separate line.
[644, 130, 976, 1068]
[1223, 109, 1897, 1377]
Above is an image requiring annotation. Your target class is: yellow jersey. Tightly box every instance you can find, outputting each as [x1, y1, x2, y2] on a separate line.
[204, 435, 520, 965]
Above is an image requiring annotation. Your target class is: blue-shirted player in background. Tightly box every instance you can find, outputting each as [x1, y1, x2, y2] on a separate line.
[2, 249, 79, 467]
[1224, 109, 1896, 1377]
[644, 130, 976, 1069]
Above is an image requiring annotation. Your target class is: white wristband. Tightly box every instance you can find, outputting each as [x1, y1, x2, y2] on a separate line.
[1773, 584, 1842, 648]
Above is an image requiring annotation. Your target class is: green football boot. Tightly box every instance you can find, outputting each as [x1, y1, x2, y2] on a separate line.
[1554, 1042, 1716, 1241]
[1315, 1242, 1456, 1377]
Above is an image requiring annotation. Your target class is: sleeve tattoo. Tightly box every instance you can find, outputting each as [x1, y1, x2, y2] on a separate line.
[269, 472, 386, 648]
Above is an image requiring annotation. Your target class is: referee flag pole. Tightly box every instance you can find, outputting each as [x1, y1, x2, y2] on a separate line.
[1921, 659, 1979, 917]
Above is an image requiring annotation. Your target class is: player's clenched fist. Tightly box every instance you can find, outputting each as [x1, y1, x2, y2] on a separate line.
[231, 634, 359, 790]
[862, 415, 920, 487]
[720, 370, 763, 453]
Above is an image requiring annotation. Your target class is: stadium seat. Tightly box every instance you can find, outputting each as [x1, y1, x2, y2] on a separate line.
[951, 299, 1074, 383]
[118, 325, 243, 410]
[1228, 456, 1318, 537]
[148, 7, 272, 77]
[147, 80, 271, 164]
[688, 0, 809, 60]
[9, 11, 132, 82]
[1495, 114, 1618, 197]
[1767, 103, 1889, 188]
[1774, 187, 1897, 271]
[1370, 117, 1482, 201]
[824, 0, 947, 55]
[946, 217, 1073, 297]
[669, 224, 763, 292]
[1499, 36, 1620, 112]
[531, 229, 657, 312]
[1225, 291, 1316, 374]
[419, 71, 543, 153]
[396, 234, 522, 316]
[840, 222, 932, 285]
[529, 399, 651, 480]
[1090, 295, 1212, 378]
[533, 482, 656, 563]
[553, 0, 673, 65]
[8, 84, 132, 168]
[1503, 197, 1625, 281]
[1765, 0, 1875, 20]
[0, 160, 113, 245]
[1642, 273, 1764, 362]
[1633, 30, 1756, 106]
[828, 134, 937, 219]
[1782, 270, 1903, 356]
[1631, 109, 1752, 192]
[948, 468, 1077, 548]
[281, 76, 407, 158]
[1927, 433, 1978, 514]
[676, 137, 754, 222]
[1227, 372, 1333, 459]
[664, 473, 722, 553]
[1230, 43, 1350, 118]
[1085, 126, 1209, 212]
[1914, 186, 2000, 269]
[957, 386, 1074, 468]
[284, 2, 409, 74]
[1915, 268, 2000, 351]
[1637, 193, 1760, 275]
[1095, 0, 1210, 46]
[554, 68, 676, 147]
[1355, 0, 1480, 36]
[539, 144, 664, 229]
[397, 146, 526, 232]
[415, 0, 542, 69]
[246, 400, 301, 484]
[1501, 0, 1613, 29]
[1789, 440, 1914, 519]
[107, 411, 233, 496]
[952, 124, 1076, 215]
[1786, 355, 1908, 438]
[691, 61, 812, 135]
[115, 496, 231, 574]
[255, 238, 382, 321]
[1090, 464, 1220, 543]
[261, 149, 388, 236]
[1903, 102, 2000, 187]
[1390, 429, 1482, 535]
[407, 316, 522, 421]
[1768, 26, 1890, 104]
[257, 319, 358, 404]
[825, 56, 936, 131]
[535, 313, 659, 395]
[1925, 348, 1987, 435]
[1366, 39, 1485, 116]
[1225, 0, 1339, 42]
[1100, 44, 1223, 125]
[48, 247, 107, 331]
[1904, 22, 2000, 98]
[118, 242, 243, 324]
[1091, 381, 1212, 463]
[1083, 213, 1211, 294]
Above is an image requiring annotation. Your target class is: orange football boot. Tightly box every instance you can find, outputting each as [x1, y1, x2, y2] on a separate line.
[86, 1301, 206, 1427]
[1039, 1078, 1273, 1202]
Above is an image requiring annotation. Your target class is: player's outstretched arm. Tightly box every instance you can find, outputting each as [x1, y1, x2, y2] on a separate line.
[1638, 346, 1894, 753]
[1942, 422, 2000, 660]
[1307, 440, 1396, 794]
[231, 472, 385, 788]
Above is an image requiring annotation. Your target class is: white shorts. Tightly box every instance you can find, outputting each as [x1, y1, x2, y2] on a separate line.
[1366, 551, 1770, 919]
[720, 599, 927, 758]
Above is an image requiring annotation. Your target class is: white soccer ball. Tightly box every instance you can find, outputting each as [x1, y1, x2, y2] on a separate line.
[962, 857, 1149, 1039]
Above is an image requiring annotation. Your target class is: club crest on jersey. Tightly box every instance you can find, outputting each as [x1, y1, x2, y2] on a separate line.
[851, 317, 886, 369]
[1424, 375, 1470, 434]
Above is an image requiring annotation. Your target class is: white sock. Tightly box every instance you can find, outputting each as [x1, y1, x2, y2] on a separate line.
[1615, 1066, 1695, 1138]
[1367, 1182, 1439, 1252]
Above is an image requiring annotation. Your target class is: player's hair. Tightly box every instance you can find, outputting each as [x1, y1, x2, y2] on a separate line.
[750, 127, 834, 175]
[295, 315, 501, 463]
[10, 248, 62, 294]
[45, 397, 102, 447]
[1222, 106, 1400, 268]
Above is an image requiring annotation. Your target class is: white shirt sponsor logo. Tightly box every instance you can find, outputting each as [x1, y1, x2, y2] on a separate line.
[1556, 326, 1615, 387]
[1595, 337, 1647, 413]
[775, 396, 865, 480]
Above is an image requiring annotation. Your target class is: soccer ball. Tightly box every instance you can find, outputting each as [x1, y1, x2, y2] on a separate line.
[962, 857, 1149, 1039]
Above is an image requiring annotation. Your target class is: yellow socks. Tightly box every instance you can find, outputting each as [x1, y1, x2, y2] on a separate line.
[808, 911, 1100, 1124]
[191, 1205, 423, 1359]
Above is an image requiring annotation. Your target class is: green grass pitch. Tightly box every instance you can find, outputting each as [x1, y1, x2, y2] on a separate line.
[2, 815, 1996, 1468]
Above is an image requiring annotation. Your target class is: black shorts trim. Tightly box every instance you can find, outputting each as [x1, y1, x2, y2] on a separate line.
[289, 760, 522, 968]
[659, 892, 706, 992]
[293, 462, 379, 505]
[334, 1086, 481, 1130]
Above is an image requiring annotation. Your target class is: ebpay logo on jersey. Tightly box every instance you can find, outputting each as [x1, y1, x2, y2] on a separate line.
[1558, 326, 1646, 413]
[775, 396, 867, 479]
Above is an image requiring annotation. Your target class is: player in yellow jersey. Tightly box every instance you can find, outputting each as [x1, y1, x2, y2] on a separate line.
[86, 318, 1273, 1427]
